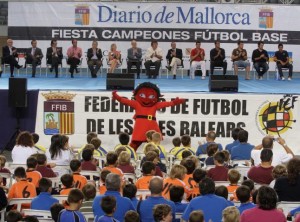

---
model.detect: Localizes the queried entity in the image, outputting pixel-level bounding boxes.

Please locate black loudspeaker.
[106,73,135,90]
[209,75,238,92]
[9,78,28,107]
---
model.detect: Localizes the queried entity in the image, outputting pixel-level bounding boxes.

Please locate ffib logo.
[75,5,90,25]
[259,8,273,29]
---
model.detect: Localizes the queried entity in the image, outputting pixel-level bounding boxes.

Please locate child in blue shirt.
[97,196,119,222]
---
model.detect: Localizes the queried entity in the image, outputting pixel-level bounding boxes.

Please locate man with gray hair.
[138,176,176,222]
[92,173,134,221]
[251,135,294,167]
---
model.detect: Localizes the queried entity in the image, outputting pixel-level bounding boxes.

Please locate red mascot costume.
[112,82,185,151]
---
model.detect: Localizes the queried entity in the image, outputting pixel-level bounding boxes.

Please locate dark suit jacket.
[87,48,102,61]
[166,48,183,65]
[46,47,63,64]
[26,47,43,63]
[2,45,17,62]
[127,47,142,61]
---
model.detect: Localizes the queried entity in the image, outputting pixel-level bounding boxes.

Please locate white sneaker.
[288,77,292,81]
[201,76,206,80]
[259,76,263,80]
[281,77,285,81]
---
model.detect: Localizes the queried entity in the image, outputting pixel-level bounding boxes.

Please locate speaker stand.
[2,108,22,153]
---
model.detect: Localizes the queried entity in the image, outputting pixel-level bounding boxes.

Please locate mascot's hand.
[173,97,186,105]
[112,90,121,100]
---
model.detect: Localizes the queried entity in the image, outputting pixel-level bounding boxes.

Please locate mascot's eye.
[148,95,155,99]
[139,93,146,98]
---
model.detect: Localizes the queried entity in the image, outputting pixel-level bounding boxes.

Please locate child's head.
[153,204,172,222]
[222,206,240,222]
[23,216,39,222]
[172,137,181,147]
[39,178,52,193]
[236,185,251,204]
[118,151,131,166]
[144,143,158,155]
[181,135,191,147]
[215,185,229,200]
[207,144,218,157]
[36,153,47,166]
[151,132,162,144]
[6,210,22,222]
[70,159,81,173]
[101,196,116,215]
[170,164,187,180]
[50,203,65,222]
[189,210,204,222]
[106,151,118,166]
[125,210,140,222]
[182,158,196,175]
[228,169,241,184]
[82,148,93,162]
[123,184,137,200]
[31,133,39,144]
[213,151,225,165]
[90,137,101,150]
[145,151,159,164]
[206,131,216,142]
[182,150,192,159]
[100,170,111,183]
[26,156,38,169]
[67,188,84,209]
[252,189,258,204]
[0,155,7,168]
[142,161,156,175]
[119,132,130,145]
[272,164,288,179]
[14,167,26,180]
[193,168,207,183]
[61,174,74,188]
[82,183,96,201]
[145,130,156,142]
[241,179,255,193]
[169,185,184,203]
[115,146,127,157]
[221,150,230,163]
[87,132,97,143]
[84,144,95,152]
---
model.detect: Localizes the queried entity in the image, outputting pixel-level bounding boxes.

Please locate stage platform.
[0,71,299,94]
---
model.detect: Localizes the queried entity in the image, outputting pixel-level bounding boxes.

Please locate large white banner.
[7,2,300,70]
[35,91,300,154]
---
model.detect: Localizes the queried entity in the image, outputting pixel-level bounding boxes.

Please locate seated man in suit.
[127,40,142,79]
[210,40,227,76]
[46,39,63,78]
[67,39,82,78]
[2,38,22,77]
[166,42,183,79]
[25,40,43,78]
[144,40,163,79]
[87,40,102,78]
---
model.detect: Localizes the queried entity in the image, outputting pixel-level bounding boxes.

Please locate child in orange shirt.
[60,174,74,195]
[135,161,156,189]
[162,164,190,200]
[8,167,37,209]
[70,159,88,190]
[227,169,241,194]
[99,170,111,194]
[102,152,124,178]
[26,156,42,188]
[182,158,198,199]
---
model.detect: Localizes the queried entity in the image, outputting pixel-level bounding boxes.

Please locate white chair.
[82,212,94,222]
[205,165,214,171]
[234,166,251,180]
[231,160,250,166]
[52,195,68,204]
[65,57,83,76]
[0,172,12,187]
[277,201,300,217]
[175,212,183,220]
[8,163,27,171]
[124,173,137,184]
[81,170,100,180]
[25,62,42,77]
[22,209,51,218]
[136,189,151,200]
[233,201,241,207]
[38,219,54,222]
[198,154,208,160]
[214,181,231,187]
[106,56,123,74]
[9,198,33,211]
[166,61,184,79]
[274,57,293,80]
[47,177,61,188]
[0,208,5,222]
